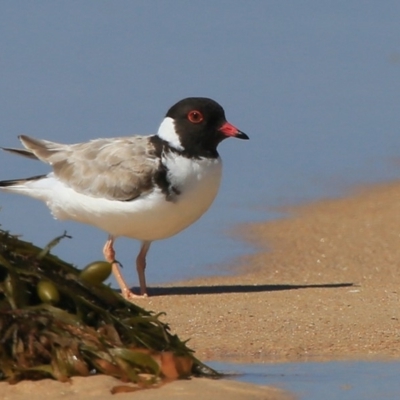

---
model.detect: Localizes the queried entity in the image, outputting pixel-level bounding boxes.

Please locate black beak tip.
[236,131,249,140]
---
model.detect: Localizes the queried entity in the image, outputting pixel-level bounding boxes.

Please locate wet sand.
[3,181,400,399]
[138,181,400,362]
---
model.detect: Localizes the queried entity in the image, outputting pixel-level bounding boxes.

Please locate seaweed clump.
[0,229,218,390]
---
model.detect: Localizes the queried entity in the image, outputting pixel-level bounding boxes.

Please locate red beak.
[218,122,249,139]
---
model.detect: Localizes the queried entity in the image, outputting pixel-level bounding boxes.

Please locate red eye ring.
[187,110,204,124]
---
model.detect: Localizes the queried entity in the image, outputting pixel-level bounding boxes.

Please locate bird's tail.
[1,147,38,160]
[2,135,65,164]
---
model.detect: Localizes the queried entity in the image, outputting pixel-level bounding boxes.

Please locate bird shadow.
[138,282,355,297]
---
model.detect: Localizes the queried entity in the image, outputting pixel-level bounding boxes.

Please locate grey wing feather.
[1,146,39,160]
[18,134,160,201]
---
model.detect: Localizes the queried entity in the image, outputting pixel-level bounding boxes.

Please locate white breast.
[22,155,223,241]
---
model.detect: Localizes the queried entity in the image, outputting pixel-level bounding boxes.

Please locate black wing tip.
[0,179,20,187]
[0,174,46,187]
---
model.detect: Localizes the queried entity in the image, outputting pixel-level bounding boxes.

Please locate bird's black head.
[157,97,248,158]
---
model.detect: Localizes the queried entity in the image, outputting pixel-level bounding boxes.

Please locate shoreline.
[136,181,400,363]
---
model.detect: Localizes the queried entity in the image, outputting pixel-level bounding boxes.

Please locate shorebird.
[0,97,249,299]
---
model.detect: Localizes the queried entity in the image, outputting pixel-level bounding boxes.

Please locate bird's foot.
[121,288,148,300]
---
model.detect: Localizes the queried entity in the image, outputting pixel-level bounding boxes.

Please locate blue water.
[1,7,400,399]
[1,3,400,288]
[211,361,400,400]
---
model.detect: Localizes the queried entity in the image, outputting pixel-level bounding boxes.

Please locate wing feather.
[18,135,160,201]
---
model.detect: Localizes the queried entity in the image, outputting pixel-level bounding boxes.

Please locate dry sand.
[3,181,400,398]
[1,375,290,400]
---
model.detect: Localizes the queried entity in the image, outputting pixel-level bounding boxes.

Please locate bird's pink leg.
[102,236,142,300]
[136,241,151,296]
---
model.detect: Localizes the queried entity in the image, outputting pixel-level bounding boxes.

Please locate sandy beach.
[138,181,400,363]
[1,375,290,400]
[3,181,400,399]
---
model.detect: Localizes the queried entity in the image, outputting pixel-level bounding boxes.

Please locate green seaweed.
[0,228,219,384]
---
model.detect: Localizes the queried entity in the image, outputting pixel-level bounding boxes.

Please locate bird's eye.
[187,110,204,124]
